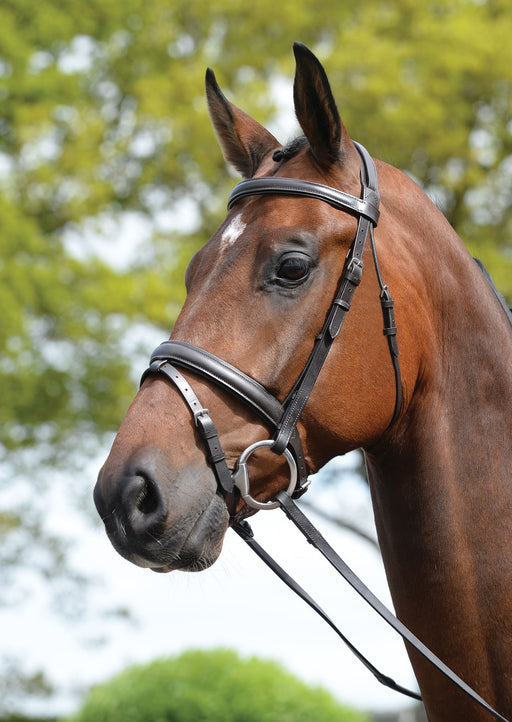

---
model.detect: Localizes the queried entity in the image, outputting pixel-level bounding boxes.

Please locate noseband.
[141,142,402,511]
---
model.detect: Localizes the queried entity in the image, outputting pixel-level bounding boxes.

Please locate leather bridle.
[139,142,511,720]
[141,141,402,511]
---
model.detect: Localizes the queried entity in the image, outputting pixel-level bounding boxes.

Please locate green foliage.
[66,649,368,722]
[1,0,511,460]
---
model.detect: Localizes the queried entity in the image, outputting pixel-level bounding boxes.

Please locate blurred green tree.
[1,0,511,462]
[65,649,368,722]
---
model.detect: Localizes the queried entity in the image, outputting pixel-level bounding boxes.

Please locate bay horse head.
[95,43,400,572]
[95,42,512,720]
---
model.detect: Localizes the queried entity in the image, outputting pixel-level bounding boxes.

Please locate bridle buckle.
[193,408,210,426]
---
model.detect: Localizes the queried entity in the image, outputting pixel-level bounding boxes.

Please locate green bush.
[66,649,368,722]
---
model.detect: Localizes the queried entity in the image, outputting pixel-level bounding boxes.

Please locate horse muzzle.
[93,448,230,572]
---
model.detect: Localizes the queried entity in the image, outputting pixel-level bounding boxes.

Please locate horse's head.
[94,43,402,573]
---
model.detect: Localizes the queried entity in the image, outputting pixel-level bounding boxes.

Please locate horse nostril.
[135,478,160,515]
[122,474,168,536]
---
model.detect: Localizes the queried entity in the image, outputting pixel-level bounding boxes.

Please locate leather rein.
[140,143,509,721]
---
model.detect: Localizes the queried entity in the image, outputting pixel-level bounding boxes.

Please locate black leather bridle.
[141,142,402,510]
[139,143,511,720]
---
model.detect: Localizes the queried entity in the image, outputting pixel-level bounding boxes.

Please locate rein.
[140,142,510,720]
[234,498,510,721]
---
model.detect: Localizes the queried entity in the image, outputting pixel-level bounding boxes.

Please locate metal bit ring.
[232,440,297,510]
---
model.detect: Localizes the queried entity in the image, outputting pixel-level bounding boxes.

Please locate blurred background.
[1,0,511,719]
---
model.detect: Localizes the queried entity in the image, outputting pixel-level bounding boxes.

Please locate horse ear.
[205,68,281,178]
[293,42,349,167]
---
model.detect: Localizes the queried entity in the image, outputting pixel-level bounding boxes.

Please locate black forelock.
[282,135,309,159]
[271,135,309,170]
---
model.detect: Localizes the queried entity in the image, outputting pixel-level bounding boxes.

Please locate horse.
[94,43,512,721]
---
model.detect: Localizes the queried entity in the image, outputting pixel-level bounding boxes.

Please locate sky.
[1,451,420,718]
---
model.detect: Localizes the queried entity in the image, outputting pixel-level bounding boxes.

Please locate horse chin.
[153,492,230,573]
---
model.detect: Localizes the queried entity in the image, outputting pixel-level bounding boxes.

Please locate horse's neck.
[365,251,512,720]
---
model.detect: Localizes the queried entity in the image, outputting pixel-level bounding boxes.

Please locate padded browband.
[228,177,380,225]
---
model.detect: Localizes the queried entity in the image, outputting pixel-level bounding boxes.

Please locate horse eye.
[276,255,311,283]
